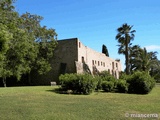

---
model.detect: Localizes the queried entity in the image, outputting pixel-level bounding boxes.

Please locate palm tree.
[151,60,160,82]
[129,45,142,72]
[130,47,158,74]
[116,23,136,74]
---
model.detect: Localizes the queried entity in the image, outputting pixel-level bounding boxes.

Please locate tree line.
[0,0,57,87]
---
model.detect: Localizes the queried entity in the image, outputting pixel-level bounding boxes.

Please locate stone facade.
[76,38,122,78]
[31,38,122,85]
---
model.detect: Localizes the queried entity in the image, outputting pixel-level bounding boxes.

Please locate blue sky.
[14,0,160,70]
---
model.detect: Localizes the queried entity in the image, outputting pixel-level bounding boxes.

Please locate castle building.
[31,38,122,85]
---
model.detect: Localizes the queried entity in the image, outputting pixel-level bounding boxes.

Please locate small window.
[95,60,97,64]
[116,63,118,69]
[82,56,85,63]
[79,42,81,48]
[98,61,100,66]
[112,62,114,69]
[92,60,94,65]
[101,62,103,66]
[60,63,67,74]
[103,62,105,67]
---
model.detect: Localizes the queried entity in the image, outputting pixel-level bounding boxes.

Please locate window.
[112,62,114,70]
[92,60,94,65]
[79,42,81,48]
[82,56,85,63]
[103,62,105,67]
[60,63,67,74]
[116,63,118,69]
[98,61,100,66]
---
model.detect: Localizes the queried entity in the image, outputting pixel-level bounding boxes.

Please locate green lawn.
[0,84,160,120]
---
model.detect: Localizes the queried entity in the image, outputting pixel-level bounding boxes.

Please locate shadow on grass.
[46,87,65,94]
[156,83,160,86]
[46,87,94,95]
[46,87,80,95]
[46,85,156,95]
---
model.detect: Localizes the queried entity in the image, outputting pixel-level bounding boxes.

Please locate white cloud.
[145,45,160,51]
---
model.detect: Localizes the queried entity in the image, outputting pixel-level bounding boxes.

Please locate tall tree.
[0,0,17,87]
[116,23,136,74]
[102,44,109,57]
[20,12,57,75]
[0,0,57,87]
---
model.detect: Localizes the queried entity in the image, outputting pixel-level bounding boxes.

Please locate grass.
[0,84,160,120]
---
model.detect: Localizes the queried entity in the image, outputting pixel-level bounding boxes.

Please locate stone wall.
[31,38,122,85]
[77,39,121,78]
[31,38,78,84]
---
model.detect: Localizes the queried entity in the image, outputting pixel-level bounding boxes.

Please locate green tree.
[130,46,158,74]
[20,12,57,76]
[129,45,142,72]
[151,60,160,82]
[116,23,136,75]
[0,0,57,87]
[0,24,13,87]
[0,0,17,87]
[102,44,109,57]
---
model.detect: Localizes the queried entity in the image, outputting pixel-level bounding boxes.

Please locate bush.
[94,76,103,91]
[59,73,77,91]
[102,81,114,92]
[116,79,128,93]
[97,71,117,92]
[127,71,155,94]
[119,72,129,80]
[100,71,117,82]
[59,73,97,94]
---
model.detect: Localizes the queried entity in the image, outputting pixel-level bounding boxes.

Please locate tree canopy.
[116,23,136,75]
[102,44,109,57]
[0,0,57,87]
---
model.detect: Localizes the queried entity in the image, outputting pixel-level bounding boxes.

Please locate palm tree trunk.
[125,38,130,75]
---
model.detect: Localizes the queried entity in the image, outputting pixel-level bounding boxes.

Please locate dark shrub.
[94,76,102,91]
[127,71,155,94]
[59,73,77,91]
[102,81,114,92]
[80,74,97,94]
[116,79,128,93]
[119,72,129,80]
[98,71,117,92]
[59,73,97,95]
